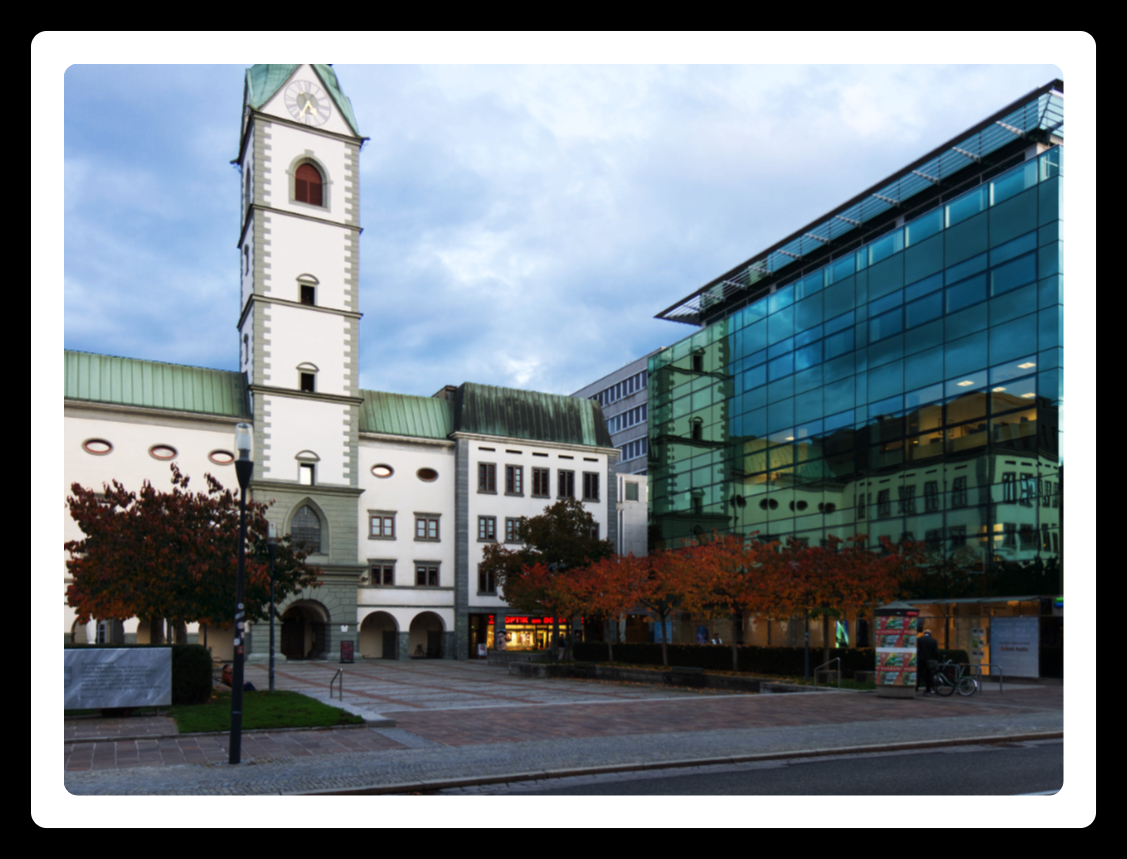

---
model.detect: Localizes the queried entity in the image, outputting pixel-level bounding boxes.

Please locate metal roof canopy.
[655,79,1064,326]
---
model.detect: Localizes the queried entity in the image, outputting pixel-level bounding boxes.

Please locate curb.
[65,722,372,744]
[300,731,1064,795]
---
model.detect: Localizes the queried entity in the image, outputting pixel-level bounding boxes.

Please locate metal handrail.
[329,667,343,701]
[959,662,1003,694]
[814,657,841,688]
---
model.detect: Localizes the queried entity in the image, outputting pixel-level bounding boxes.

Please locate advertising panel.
[992,616,1039,677]
[874,610,919,688]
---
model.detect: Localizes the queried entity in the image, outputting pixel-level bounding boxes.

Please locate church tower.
[235,64,365,660]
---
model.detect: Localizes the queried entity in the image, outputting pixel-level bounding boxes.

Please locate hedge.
[572,643,970,679]
[63,643,212,705]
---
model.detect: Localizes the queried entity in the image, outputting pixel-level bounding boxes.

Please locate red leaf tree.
[66,464,322,640]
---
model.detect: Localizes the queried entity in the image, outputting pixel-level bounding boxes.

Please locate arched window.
[295,163,323,206]
[292,505,322,554]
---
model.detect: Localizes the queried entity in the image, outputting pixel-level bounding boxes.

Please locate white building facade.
[64,64,622,662]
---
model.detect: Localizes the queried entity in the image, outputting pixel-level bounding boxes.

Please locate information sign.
[340,641,354,663]
[992,617,1039,677]
[64,647,172,709]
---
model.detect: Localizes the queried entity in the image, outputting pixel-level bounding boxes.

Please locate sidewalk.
[63,661,1063,795]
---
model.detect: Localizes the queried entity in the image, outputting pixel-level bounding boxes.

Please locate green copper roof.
[244,64,361,137]
[453,383,613,448]
[64,351,250,418]
[358,390,455,440]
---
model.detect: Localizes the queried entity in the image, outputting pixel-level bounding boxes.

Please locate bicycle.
[931,659,979,696]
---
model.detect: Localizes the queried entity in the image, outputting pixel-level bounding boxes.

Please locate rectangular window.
[899,484,916,514]
[877,489,891,518]
[583,472,599,501]
[505,517,521,543]
[1002,472,1016,503]
[1042,480,1053,508]
[532,467,551,497]
[925,529,943,552]
[478,463,496,493]
[1002,523,1017,548]
[588,523,600,540]
[505,465,523,495]
[1019,473,1035,507]
[625,482,640,501]
[369,514,395,538]
[952,476,968,508]
[416,565,439,587]
[300,285,315,306]
[299,463,315,486]
[949,525,967,548]
[415,516,439,541]
[300,373,315,392]
[369,563,394,586]
[558,470,575,498]
[478,565,496,594]
[924,480,939,512]
[857,492,867,520]
[478,516,497,541]
[1019,525,1037,549]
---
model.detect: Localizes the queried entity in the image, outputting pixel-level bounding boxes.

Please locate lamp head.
[235,423,253,460]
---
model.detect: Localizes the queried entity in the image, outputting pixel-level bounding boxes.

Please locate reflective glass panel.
[990,231,1037,267]
[906,292,942,329]
[906,207,943,246]
[990,160,1038,206]
[991,356,1038,385]
[945,252,988,286]
[905,272,943,302]
[946,273,987,313]
[990,252,1037,296]
[946,186,987,227]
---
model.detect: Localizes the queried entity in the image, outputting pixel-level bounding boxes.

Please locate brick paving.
[61,661,1063,794]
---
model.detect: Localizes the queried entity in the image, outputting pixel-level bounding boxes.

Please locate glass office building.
[649,81,1064,606]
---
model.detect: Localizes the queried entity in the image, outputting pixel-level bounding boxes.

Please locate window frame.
[558,469,575,499]
[478,516,497,542]
[368,562,395,586]
[414,514,440,542]
[291,504,322,554]
[368,511,396,540]
[952,476,969,508]
[299,463,315,486]
[478,462,497,494]
[504,517,522,544]
[478,564,496,594]
[294,161,325,207]
[582,471,600,502]
[505,464,523,496]
[415,564,440,587]
[532,467,551,498]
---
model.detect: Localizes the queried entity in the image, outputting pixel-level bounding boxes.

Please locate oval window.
[209,450,235,465]
[150,445,177,461]
[417,468,438,482]
[796,500,808,511]
[82,439,113,456]
[371,464,394,478]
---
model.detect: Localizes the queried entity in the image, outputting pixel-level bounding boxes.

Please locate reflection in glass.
[946,422,988,454]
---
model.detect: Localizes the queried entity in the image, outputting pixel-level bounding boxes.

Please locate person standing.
[917,629,940,694]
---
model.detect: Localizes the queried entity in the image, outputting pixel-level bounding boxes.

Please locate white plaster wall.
[618,474,649,557]
[240,211,254,309]
[64,410,242,635]
[466,440,609,610]
[356,437,456,591]
[263,121,350,224]
[239,305,254,381]
[356,606,453,634]
[262,395,349,485]
[265,303,350,396]
[263,214,350,309]
[259,66,357,141]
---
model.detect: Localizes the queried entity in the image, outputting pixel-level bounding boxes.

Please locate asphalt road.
[443,740,1063,795]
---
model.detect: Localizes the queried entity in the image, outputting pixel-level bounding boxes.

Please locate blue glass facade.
[649,146,1063,592]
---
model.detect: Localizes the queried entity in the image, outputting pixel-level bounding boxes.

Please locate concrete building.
[571,349,664,555]
[64,64,622,662]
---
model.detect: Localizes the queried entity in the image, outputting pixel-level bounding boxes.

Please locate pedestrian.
[917,628,939,695]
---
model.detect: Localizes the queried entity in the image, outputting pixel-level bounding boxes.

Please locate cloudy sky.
[59,56,1066,398]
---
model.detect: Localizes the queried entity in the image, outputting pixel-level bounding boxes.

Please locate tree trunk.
[732,610,740,672]
[660,616,670,668]
[552,614,560,662]
[822,615,831,667]
[605,616,614,663]
[172,619,188,644]
[149,617,164,646]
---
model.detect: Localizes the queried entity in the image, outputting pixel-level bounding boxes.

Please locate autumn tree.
[480,497,613,660]
[66,464,322,639]
[578,554,648,662]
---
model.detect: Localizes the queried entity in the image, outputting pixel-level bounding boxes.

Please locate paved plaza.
[63,660,1064,795]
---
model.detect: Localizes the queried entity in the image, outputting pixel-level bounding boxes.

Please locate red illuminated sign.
[487,615,573,625]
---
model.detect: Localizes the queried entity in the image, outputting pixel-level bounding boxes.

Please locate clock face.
[284,80,332,126]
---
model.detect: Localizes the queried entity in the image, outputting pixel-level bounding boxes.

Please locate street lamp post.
[229,422,253,766]
[268,522,277,693]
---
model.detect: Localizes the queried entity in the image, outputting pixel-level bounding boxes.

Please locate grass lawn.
[168,690,364,733]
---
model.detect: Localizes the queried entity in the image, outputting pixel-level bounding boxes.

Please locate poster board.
[992,616,1039,677]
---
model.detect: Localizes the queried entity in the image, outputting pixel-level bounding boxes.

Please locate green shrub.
[171,644,212,705]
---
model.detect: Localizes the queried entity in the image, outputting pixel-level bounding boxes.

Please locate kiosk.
[874,601,920,699]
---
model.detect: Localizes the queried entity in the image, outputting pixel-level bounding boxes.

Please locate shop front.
[468,613,573,657]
